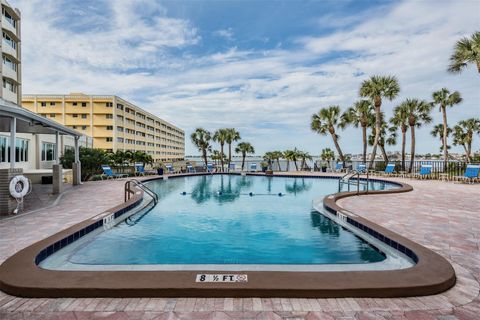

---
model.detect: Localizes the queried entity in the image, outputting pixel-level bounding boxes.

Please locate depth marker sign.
[196,274,248,283]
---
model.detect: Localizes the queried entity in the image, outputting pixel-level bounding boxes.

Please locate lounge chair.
[379,163,396,176]
[135,163,155,176]
[454,164,480,184]
[206,163,215,173]
[335,162,344,172]
[357,164,367,173]
[101,165,128,180]
[250,163,257,172]
[229,163,235,171]
[187,165,196,173]
[412,164,432,179]
[165,164,175,174]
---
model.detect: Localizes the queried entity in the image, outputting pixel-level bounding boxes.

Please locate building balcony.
[1,40,17,59]
[2,88,17,104]
[2,64,17,81]
[92,115,113,125]
[1,19,17,37]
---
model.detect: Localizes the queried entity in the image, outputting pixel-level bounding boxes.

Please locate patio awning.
[0,99,81,136]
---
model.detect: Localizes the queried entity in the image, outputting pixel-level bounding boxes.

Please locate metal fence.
[319,160,476,180]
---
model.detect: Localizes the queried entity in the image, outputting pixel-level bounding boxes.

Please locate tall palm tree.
[453,118,480,162]
[359,75,400,167]
[271,151,283,171]
[263,151,275,171]
[311,105,345,163]
[235,142,255,171]
[320,148,335,170]
[225,128,241,171]
[340,99,374,163]
[190,128,212,168]
[213,128,229,172]
[431,124,452,153]
[448,31,480,74]
[368,115,396,164]
[431,88,462,171]
[391,103,410,171]
[399,99,433,172]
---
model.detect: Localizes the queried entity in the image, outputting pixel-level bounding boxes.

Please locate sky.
[11,0,480,156]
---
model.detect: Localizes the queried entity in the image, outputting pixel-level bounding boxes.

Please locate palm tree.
[284,149,300,171]
[391,104,410,171]
[320,148,335,170]
[211,150,222,166]
[235,142,255,170]
[359,75,400,167]
[311,105,345,163]
[448,31,480,74]
[263,152,275,171]
[298,151,313,170]
[272,151,283,171]
[431,124,452,153]
[431,88,462,171]
[213,128,229,172]
[368,115,396,164]
[190,128,212,168]
[399,99,433,172]
[453,118,480,162]
[340,100,374,163]
[225,128,241,171]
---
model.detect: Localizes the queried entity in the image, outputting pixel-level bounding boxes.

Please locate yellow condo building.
[22,94,185,163]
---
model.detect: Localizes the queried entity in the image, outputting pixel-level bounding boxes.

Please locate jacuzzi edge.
[0,172,456,298]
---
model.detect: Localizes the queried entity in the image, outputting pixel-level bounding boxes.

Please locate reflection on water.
[285,178,312,195]
[310,212,340,237]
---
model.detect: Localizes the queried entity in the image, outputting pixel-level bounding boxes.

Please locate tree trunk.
[241,153,246,170]
[467,138,472,162]
[441,106,448,172]
[380,144,389,163]
[331,133,345,163]
[401,129,406,171]
[286,160,290,172]
[462,144,469,162]
[477,61,480,73]
[228,143,232,172]
[369,105,381,169]
[202,150,208,168]
[362,125,367,163]
[220,143,224,172]
[294,160,298,171]
[409,126,415,173]
[276,159,281,171]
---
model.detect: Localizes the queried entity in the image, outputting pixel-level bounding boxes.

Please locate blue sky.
[12,0,480,156]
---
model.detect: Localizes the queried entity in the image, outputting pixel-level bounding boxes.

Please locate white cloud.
[213,28,234,40]
[11,0,480,156]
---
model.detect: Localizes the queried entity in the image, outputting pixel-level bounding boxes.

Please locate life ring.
[9,175,30,199]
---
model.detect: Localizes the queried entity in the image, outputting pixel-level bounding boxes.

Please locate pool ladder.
[338,170,369,194]
[125,179,159,205]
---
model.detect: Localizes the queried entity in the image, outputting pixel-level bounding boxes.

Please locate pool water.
[67,175,394,265]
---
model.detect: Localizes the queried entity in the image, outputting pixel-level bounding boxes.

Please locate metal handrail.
[338,170,370,194]
[125,179,158,205]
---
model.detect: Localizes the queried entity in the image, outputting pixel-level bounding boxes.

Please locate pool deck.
[0,173,479,319]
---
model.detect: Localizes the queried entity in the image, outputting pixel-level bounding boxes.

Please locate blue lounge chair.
[250,163,257,172]
[165,164,175,174]
[335,162,344,172]
[413,164,432,179]
[229,163,235,171]
[187,165,196,173]
[206,163,214,173]
[357,164,367,173]
[134,163,146,176]
[455,164,480,184]
[101,165,127,180]
[380,163,396,176]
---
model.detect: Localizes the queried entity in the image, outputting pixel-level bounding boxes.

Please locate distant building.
[1,0,21,105]
[22,94,185,163]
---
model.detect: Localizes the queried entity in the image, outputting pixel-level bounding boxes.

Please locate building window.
[2,8,17,27]
[72,102,77,106]
[117,104,124,110]
[50,114,55,118]
[72,126,77,129]
[0,137,29,163]
[64,145,74,153]
[72,114,78,118]
[106,137,113,142]
[81,114,87,119]
[82,126,87,130]
[81,102,87,107]
[117,126,124,132]
[50,102,55,106]
[40,102,47,107]
[2,55,16,71]
[2,31,16,49]
[2,78,16,93]
[106,114,113,119]
[117,137,124,143]
[106,126,113,130]
[106,102,113,107]
[41,142,56,161]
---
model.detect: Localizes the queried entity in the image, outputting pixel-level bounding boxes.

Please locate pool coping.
[0,172,456,298]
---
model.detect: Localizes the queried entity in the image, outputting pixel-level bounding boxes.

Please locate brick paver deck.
[0,174,479,319]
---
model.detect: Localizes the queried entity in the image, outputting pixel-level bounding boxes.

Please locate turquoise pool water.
[68,175,395,265]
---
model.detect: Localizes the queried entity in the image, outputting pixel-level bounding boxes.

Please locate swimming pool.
[40,174,411,271]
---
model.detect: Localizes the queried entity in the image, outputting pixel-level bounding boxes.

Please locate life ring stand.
[9,175,32,214]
